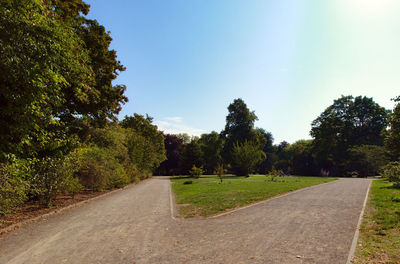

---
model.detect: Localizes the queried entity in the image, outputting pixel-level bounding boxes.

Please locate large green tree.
[222,98,258,153]
[0,0,127,159]
[221,98,266,174]
[310,95,389,175]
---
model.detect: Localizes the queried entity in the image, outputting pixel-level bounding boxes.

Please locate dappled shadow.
[382,185,400,190]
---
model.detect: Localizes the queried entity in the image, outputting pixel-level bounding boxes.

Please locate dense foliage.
[156,96,397,179]
[310,96,389,176]
[0,0,166,214]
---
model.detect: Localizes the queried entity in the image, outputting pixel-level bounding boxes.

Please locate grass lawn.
[171,175,336,217]
[353,179,400,264]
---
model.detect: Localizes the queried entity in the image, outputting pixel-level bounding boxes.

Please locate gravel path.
[0,177,370,264]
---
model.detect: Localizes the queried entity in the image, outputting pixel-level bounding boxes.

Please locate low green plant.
[189,165,203,178]
[267,168,282,182]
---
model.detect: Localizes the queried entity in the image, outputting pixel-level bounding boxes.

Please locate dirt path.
[0,177,370,264]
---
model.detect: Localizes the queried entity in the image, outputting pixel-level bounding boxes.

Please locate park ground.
[0,176,370,264]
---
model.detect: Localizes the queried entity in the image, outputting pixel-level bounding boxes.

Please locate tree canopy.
[310,95,389,175]
[0,0,127,159]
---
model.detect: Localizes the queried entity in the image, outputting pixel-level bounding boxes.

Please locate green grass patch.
[171,175,335,217]
[354,179,400,264]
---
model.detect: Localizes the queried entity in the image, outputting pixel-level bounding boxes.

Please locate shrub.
[73,146,129,191]
[267,168,282,182]
[0,158,30,215]
[30,156,82,207]
[381,162,400,188]
[189,165,203,178]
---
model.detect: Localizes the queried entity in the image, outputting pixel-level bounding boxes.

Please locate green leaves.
[310,95,389,175]
[230,140,266,176]
[0,0,127,159]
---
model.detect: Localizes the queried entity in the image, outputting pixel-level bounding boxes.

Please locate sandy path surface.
[0,177,370,264]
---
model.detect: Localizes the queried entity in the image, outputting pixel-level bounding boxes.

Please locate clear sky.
[85,0,400,144]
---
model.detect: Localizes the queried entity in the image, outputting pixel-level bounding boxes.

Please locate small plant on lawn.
[189,165,203,178]
[267,168,282,182]
[215,164,226,183]
[381,161,400,188]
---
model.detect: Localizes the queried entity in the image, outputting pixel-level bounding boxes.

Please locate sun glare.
[346,0,397,17]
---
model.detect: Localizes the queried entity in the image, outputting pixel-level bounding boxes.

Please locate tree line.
[156,96,400,181]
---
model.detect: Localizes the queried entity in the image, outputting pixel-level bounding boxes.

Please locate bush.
[0,158,30,215]
[73,146,129,191]
[267,168,282,182]
[30,156,82,207]
[381,162,400,188]
[189,165,203,178]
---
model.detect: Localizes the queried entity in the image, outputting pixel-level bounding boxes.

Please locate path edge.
[346,179,372,264]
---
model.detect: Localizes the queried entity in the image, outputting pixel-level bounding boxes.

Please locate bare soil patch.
[0,190,108,230]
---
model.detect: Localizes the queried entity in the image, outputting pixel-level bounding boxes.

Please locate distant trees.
[385,96,400,160]
[152,95,396,178]
[348,145,389,177]
[199,132,224,174]
[310,96,389,176]
[179,138,203,175]
[155,134,186,175]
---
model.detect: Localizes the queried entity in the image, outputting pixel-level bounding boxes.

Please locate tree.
[221,98,258,160]
[274,141,291,173]
[179,139,204,175]
[121,114,166,173]
[230,140,266,176]
[385,96,400,159]
[348,145,389,177]
[199,132,224,174]
[285,140,316,176]
[256,129,276,173]
[0,0,127,159]
[155,134,186,175]
[310,95,389,176]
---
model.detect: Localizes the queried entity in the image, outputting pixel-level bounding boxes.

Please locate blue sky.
[85,0,400,143]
